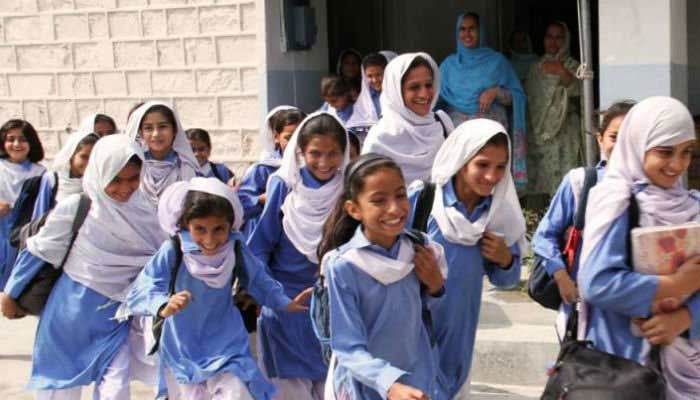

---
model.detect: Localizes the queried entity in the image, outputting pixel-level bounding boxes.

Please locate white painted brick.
[241,128,257,159]
[142,10,167,37]
[184,37,216,65]
[219,96,257,126]
[75,0,116,9]
[196,68,239,93]
[76,100,103,122]
[0,101,23,122]
[240,2,256,32]
[37,131,60,156]
[0,76,8,97]
[116,0,148,7]
[57,73,94,96]
[152,70,193,94]
[174,97,216,127]
[17,44,72,71]
[156,39,184,66]
[150,0,188,5]
[109,11,141,38]
[210,129,242,159]
[217,35,257,64]
[114,41,155,68]
[23,101,50,128]
[38,0,74,12]
[8,74,56,97]
[48,100,77,127]
[5,16,54,43]
[89,13,110,39]
[104,98,135,126]
[55,14,90,41]
[240,67,257,92]
[126,71,151,95]
[199,5,238,34]
[74,42,114,69]
[0,47,16,71]
[4,0,39,13]
[94,72,126,95]
[166,8,199,36]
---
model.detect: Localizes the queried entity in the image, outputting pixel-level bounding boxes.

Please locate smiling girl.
[247,112,349,399]
[363,52,454,184]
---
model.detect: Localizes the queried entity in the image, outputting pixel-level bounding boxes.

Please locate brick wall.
[0,0,262,175]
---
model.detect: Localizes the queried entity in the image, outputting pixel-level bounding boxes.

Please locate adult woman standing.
[525,22,582,198]
[439,12,528,190]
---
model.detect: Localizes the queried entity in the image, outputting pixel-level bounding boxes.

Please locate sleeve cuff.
[544,257,567,276]
[150,295,171,317]
[376,366,407,400]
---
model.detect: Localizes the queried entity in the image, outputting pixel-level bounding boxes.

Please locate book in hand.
[631,223,700,275]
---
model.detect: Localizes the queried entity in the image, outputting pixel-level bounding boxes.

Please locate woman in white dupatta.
[362,52,454,184]
[578,96,700,399]
[1,134,167,400]
[345,51,398,135]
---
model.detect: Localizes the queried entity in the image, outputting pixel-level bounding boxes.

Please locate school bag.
[149,236,251,355]
[309,180,438,365]
[15,193,91,316]
[9,172,59,248]
[209,162,234,184]
[528,167,597,310]
[540,197,667,400]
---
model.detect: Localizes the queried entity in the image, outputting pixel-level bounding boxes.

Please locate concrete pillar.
[598,0,687,107]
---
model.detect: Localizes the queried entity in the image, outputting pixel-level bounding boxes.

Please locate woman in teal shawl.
[439,12,528,190]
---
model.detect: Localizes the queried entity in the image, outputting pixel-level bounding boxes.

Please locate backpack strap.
[56,194,92,269]
[435,113,448,139]
[412,181,436,233]
[50,172,59,207]
[169,235,183,295]
[573,167,598,230]
[233,239,248,287]
[209,162,223,181]
[404,229,438,347]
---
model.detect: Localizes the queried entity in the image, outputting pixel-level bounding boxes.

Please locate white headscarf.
[27,134,167,302]
[51,127,98,202]
[258,105,300,166]
[346,50,398,129]
[362,52,454,184]
[126,101,201,203]
[275,111,350,264]
[580,96,700,266]
[158,177,245,288]
[0,159,45,204]
[429,118,527,253]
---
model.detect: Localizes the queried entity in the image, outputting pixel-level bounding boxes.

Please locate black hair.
[483,132,509,151]
[72,133,100,157]
[140,105,178,131]
[546,21,567,33]
[179,190,235,228]
[462,12,480,27]
[348,131,361,155]
[0,119,44,162]
[94,114,117,135]
[362,52,388,70]
[597,100,636,135]
[186,128,212,148]
[271,109,307,134]
[317,153,404,261]
[321,75,352,99]
[297,114,347,153]
[126,153,143,167]
[401,56,434,87]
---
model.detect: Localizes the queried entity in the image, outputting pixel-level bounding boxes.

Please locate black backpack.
[15,193,91,316]
[9,172,59,248]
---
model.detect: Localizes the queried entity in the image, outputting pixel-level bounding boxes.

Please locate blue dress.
[326,228,447,400]
[126,232,292,400]
[237,157,280,239]
[246,167,327,381]
[408,180,522,397]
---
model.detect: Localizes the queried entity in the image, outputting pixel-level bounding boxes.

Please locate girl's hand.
[553,269,578,304]
[285,287,312,312]
[387,382,429,400]
[1,293,26,319]
[159,290,193,318]
[478,87,500,113]
[481,232,513,268]
[258,192,268,206]
[0,201,11,217]
[636,307,691,345]
[413,244,444,295]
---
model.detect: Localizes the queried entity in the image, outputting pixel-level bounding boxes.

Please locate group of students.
[0,17,698,400]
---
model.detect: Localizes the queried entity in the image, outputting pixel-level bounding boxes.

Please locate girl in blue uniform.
[579,97,700,399]
[247,112,349,399]
[1,134,167,400]
[0,119,45,289]
[186,128,235,184]
[238,106,305,238]
[127,177,312,399]
[317,153,448,400]
[408,119,527,399]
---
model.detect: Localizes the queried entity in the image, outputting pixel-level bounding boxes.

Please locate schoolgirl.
[345,51,398,134]
[579,97,700,399]
[0,119,45,289]
[335,49,363,99]
[362,52,454,184]
[408,119,527,398]
[238,106,305,237]
[127,177,311,400]
[247,112,349,399]
[186,128,235,184]
[532,101,634,313]
[80,113,117,137]
[318,153,448,400]
[127,101,201,204]
[320,76,356,125]
[1,134,167,399]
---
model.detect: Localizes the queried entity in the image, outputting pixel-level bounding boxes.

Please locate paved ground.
[0,279,554,399]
